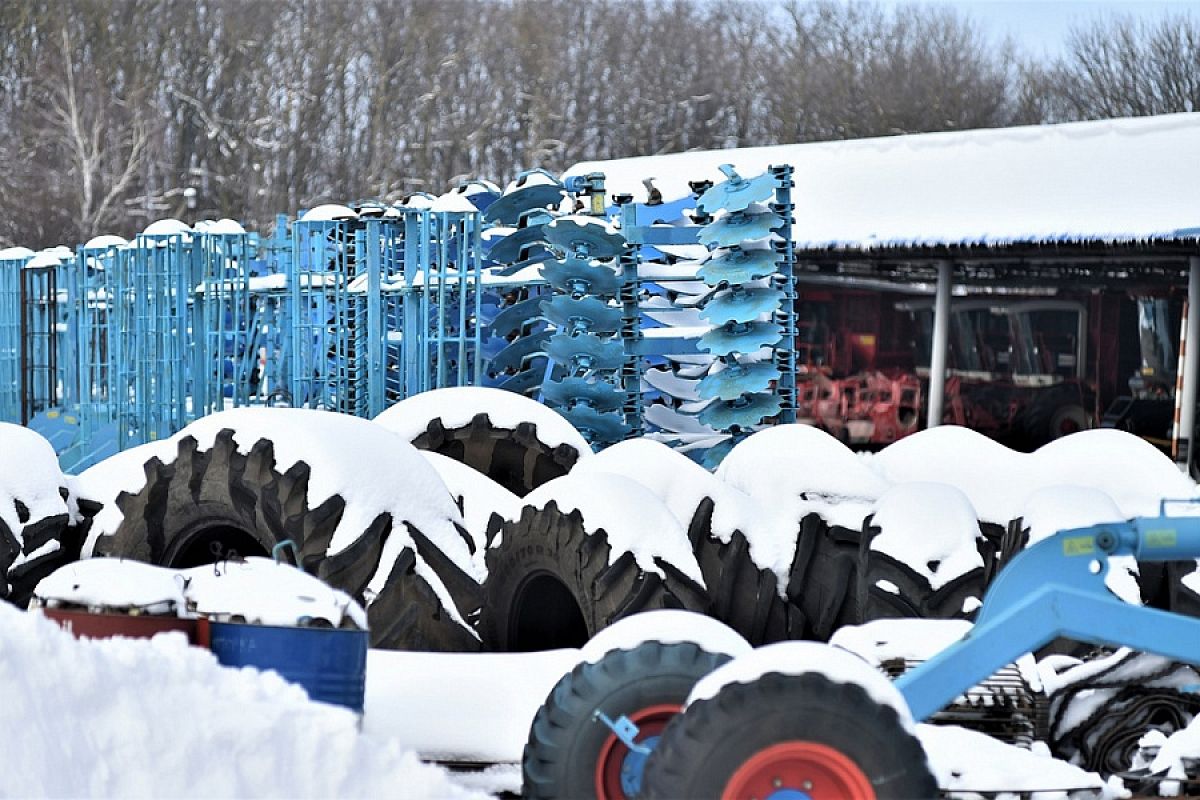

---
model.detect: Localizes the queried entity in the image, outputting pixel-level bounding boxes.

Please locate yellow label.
[1146,529,1178,548]
[46,410,59,419]
[1062,536,1096,557]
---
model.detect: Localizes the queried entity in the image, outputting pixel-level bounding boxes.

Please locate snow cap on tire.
[686,640,915,732]
[579,609,751,664]
[868,483,984,591]
[523,472,705,586]
[374,386,592,456]
[0,423,69,538]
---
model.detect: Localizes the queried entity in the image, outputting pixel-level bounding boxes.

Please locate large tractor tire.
[854,549,986,624]
[523,641,731,799]
[641,671,937,799]
[479,502,709,652]
[784,514,862,641]
[91,429,480,651]
[688,497,802,645]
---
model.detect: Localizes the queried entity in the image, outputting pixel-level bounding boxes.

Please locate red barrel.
[41,608,200,643]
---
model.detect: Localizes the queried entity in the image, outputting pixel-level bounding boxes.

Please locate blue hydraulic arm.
[897,504,1200,722]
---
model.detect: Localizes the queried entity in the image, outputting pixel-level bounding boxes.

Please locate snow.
[82,234,127,249]
[522,471,706,586]
[431,191,480,213]
[565,113,1200,250]
[374,385,592,455]
[1,603,482,799]
[34,558,187,615]
[866,426,1199,524]
[503,168,560,194]
[1145,716,1200,795]
[719,424,889,529]
[70,408,478,634]
[574,438,791,587]
[687,640,915,731]
[869,483,984,590]
[141,218,192,236]
[0,245,34,259]
[182,557,367,628]
[364,647,581,763]
[205,218,247,235]
[299,204,357,222]
[419,450,522,569]
[918,724,1110,797]
[578,609,751,664]
[24,249,63,269]
[1021,485,1141,604]
[0,422,69,544]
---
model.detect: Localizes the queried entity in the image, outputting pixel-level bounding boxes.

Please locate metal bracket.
[593,710,651,756]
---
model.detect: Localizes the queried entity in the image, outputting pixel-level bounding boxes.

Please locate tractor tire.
[641,671,937,800]
[411,412,581,496]
[479,501,709,652]
[2,511,78,608]
[784,513,862,641]
[688,497,802,645]
[92,430,480,651]
[523,641,731,799]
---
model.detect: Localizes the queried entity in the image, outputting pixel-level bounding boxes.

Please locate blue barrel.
[207,621,368,712]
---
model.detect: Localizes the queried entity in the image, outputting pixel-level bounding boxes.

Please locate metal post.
[926,261,953,429]
[365,220,384,418]
[1178,256,1200,472]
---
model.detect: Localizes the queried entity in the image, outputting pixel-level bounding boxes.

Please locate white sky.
[862,0,1200,59]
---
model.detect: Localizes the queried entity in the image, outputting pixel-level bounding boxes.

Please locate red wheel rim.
[594,703,679,800]
[721,741,875,800]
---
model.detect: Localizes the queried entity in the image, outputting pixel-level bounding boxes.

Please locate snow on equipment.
[630,508,1200,798]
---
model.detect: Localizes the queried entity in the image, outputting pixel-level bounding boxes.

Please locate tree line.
[0,0,1195,249]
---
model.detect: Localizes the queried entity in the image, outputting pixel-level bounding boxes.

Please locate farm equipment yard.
[3,112,1200,799]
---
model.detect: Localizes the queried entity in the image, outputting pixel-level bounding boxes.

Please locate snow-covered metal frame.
[0,251,29,424]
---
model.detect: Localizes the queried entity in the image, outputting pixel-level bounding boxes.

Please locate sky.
[863,0,1200,59]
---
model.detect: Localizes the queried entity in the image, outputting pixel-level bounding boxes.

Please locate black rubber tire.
[688,497,803,645]
[855,516,986,623]
[479,501,710,652]
[0,486,72,605]
[523,641,731,799]
[640,671,938,799]
[91,429,481,651]
[784,513,862,641]
[411,412,582,496]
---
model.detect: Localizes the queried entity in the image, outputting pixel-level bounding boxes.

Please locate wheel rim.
[721,741,875,800]
[594,703,679,800]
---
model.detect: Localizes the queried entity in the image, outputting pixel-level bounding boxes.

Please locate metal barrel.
[41,608,200,643]
[207,621,368,712]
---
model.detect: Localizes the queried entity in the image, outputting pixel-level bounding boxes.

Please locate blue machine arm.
[896,506,1200,722]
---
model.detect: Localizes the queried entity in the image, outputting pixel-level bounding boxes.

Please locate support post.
[926,261,953,429]
[1178,256,1200,473]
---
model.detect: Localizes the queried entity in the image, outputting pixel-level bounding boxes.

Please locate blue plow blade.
[543,377,625,413]
[699,437,737,468]
[484,184,566,225]
[540,295,623,335]
[546,332,625,372]
[697,209,783,249]
[698,249,778,286]
[540,257,622,298]
[699,321,783,355]
[696,165,776,215]
[698,362,780,400]
[699,286,785,325]
[699,393,783,431]
[489,294,550,337]
[498,366,547,395]
[489,330,551,373]
[544,216,626,260]
[485,223,549,264]
[561,405,630,443]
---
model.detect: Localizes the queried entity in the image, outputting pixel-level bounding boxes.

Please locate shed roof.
[564,113,1200,253]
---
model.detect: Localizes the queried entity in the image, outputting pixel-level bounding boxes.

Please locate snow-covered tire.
[411,413,582,496]
[91,429,481,651]
[641,671,937,799]
[784,514,862,641]
[479,502,709,651]
[688,497,801,645]
[523,641,731,799]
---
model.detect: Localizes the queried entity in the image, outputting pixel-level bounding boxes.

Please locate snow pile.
[419,451,522,568]
[183,558,367,628]
[299,204,357,222]
[71,408,478,631]
[1140,718,1200,795]
[573,439,791,582]
[1021,486,1141,604]
[868,426,1199,523]
[374,385,592,455]
[522,471,706,586]
[0,423,70,569]
[579,609,751,664]
[718,424,890,529]
[0,604,482,799]
[34,558,187,614]
[918,724,1111,797]
[868,483,984,590]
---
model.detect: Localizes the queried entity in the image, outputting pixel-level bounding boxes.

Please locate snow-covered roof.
[565,113,1200,251]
